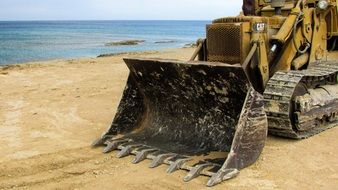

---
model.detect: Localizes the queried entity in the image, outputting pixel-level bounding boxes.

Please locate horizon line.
[0,19,212,22]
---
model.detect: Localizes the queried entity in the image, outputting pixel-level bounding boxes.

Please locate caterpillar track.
[264,61,338,139]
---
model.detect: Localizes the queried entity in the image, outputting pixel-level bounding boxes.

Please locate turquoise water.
[0,20,209,65]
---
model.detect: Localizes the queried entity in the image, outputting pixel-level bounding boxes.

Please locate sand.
[0,48,337,190]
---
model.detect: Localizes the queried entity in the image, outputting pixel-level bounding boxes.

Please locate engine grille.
[207,23,242,64]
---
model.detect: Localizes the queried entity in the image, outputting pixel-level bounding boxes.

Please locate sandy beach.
[0,47,337,190]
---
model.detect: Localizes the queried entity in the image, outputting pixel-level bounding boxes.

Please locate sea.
[0,20,209,65]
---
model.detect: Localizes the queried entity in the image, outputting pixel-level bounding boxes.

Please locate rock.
[105,40,145,46]
[154,40,177,44]
[97,52,128,58]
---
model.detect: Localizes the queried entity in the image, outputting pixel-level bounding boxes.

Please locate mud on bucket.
[93,58,267,186]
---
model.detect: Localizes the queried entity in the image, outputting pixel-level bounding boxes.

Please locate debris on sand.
[0,65,24,74]
[0,71,9,75]
[105,40,145,46]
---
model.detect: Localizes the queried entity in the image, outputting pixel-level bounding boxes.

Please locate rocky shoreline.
[98,41,197,57]
[105,40,146,46]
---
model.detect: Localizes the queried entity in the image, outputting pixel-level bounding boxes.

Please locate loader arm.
[197,0,337,92]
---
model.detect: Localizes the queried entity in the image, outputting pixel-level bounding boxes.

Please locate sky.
[0,0,243,21]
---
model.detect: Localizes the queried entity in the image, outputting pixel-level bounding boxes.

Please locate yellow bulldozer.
[93,0,338,186]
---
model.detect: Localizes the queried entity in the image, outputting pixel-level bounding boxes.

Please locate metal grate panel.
[207,23,242,64]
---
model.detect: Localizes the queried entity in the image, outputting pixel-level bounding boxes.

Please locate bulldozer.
[93,0,338,186]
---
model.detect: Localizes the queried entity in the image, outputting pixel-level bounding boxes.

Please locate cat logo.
[253,23,267,32]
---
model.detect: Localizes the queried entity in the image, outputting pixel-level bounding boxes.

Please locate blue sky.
[0,0,243,21]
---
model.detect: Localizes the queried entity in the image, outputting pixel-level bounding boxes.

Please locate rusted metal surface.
[103,58,249,153]
[207,87,267,186]
[93,58,268,186]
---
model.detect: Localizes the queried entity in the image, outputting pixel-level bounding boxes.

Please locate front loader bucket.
[93,58,268,186]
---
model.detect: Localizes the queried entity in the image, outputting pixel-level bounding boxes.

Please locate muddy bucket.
[93,58,267,186]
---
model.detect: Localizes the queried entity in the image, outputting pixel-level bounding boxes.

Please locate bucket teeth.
[103,139,130,153]
[132,149,158,164]
[183,163,214,182]
[92,137,106,147]
[167,158,191,173]
[206,169,239,187]
[149,153,176,168]
[117,144,142,158]
[92,135,115,147]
